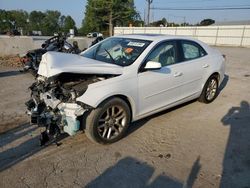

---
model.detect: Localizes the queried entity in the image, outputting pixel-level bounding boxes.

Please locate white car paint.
[38,34,225,122]
[38,52,123,77]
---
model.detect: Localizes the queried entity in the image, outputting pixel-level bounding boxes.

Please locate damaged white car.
[26,34,225,145]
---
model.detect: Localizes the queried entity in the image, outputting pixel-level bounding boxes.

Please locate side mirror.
[144,61,162,70]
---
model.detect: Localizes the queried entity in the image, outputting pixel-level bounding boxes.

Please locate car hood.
[38,52,123,78]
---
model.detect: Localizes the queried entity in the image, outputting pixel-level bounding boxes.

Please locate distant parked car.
[27,34,226,145]
[87,32,103,38]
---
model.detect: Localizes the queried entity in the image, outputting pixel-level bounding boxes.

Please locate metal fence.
[114,25,250,47]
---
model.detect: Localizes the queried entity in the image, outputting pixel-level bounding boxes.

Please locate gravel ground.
[0,66,33,133]
[0,47,250,188]
[0,55,22,67]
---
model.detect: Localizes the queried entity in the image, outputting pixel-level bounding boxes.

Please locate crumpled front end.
[26,73,109,145]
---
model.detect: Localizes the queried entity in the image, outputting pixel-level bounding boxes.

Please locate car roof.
[114,34,195,42]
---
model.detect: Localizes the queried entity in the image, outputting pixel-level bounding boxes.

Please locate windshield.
[81,37,151,66]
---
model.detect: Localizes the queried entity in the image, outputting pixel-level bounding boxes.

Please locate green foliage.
[150,18,168,27]
[0,9,77,36]
[42,10,61,35]
[0,9,29,34]
[81,0,142,36]
[29,11,46,31]
[63,16,76,33]
[9,10,29,28]
[200,19,215,26]
[0,10,11,33]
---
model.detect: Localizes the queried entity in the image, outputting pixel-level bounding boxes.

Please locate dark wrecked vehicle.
[26,34,225,145]
[20,35,81,75]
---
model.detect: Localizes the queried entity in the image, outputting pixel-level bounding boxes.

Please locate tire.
[85,97,131,144]
[198,75,219,103]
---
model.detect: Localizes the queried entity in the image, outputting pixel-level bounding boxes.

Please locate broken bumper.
[26,89,87,143]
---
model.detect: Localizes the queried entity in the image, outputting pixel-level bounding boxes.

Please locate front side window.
[81,37,151,66]
[181,41,207,60]
[146,41,176,67]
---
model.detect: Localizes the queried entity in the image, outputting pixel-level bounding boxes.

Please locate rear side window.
[181,40,207,61]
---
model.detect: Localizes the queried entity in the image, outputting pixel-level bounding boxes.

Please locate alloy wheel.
[97,105,127,140]
[206,78,218,101]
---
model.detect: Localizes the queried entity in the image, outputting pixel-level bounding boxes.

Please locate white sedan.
[27,34,225,145]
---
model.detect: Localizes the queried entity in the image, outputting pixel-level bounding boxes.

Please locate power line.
[153,0,248,4]
[151,7,250,10]
[153,0,220,4]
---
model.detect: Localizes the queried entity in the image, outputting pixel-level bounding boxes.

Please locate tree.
[81,0,141,36]
[150,18,168,27]
[82,0,100,34]
[0,9,28,34]
[63,16,76,34]
[8,10,29,29]
[59,15,66,30]
[0,10,78,36]
[200,19,215,26]
[29,11,46,32]
[42,10,61,35]
[0,9,11,33]
[162,18,167,26]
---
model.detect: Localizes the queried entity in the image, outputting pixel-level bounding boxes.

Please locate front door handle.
[174,72,183,77]
[203,64,209,68]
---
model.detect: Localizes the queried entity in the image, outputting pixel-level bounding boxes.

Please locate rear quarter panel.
[202,48,225,89]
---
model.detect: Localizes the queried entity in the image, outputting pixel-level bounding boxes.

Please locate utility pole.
[144,8,146,25]
[146,0,153,26]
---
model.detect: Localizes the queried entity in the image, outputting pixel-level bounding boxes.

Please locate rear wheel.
[85,98,131,144]
[199,75,219,103]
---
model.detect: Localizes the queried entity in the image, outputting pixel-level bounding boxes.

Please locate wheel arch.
[199,71,220,103]
[210,72,220,82]
[96,94,136,122]
[202,72,220,89]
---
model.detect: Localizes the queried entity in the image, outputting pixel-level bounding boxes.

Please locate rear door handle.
[203,64,209,68]
[174,72,183,77]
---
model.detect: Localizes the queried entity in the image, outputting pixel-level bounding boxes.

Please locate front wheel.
[85,98,131,144]
[199,75,219,103]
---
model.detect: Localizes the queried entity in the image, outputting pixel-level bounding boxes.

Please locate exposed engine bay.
[26,73,114,145]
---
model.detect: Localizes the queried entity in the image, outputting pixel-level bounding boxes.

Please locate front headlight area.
[26,77,94,145]
[38,85,89,129]
[40,89,87,130]
[26,89,90,145]
[26,73,111,145]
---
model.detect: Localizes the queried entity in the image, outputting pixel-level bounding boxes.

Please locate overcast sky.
[1,0,250,27]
